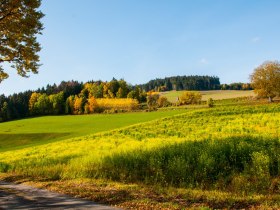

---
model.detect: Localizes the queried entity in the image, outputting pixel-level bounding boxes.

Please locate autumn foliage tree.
[74,95,85,114]
[29,92,41,114]
[87,96,98,113]
[65,95,75,114]
[0,0,44,82]
[29,92,65,115]
[250,61,280,102]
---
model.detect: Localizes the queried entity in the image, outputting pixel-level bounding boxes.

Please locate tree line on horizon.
[0,76,252,122]
[139,75,252,92]
[139,75,221,91]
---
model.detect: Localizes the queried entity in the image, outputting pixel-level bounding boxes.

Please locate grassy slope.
[163,90,255,102]
[0,109,187,151]
[0,96,279,209]
[0,102,279,209]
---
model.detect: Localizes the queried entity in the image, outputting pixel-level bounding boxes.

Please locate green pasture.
[163,90,255,102]
[0,109,187,151]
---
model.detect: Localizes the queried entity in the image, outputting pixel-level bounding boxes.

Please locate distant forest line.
[0,75,252,122]
[138,75,252,91]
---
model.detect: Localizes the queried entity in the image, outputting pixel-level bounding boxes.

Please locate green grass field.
[0,95,279,209]
[0,109,187,151]
[163,90,256,102]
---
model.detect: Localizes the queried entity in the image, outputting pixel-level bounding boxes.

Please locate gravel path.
[0,181,120,210]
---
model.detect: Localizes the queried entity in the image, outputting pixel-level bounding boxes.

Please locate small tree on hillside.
[179,91,202,105]
[250,61,280,102]
[147,94,159,111]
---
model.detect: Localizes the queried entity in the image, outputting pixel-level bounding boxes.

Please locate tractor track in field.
[0,181,120,210]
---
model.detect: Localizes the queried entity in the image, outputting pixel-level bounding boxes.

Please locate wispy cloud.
[200,58,208,64]
[251,37,261,43]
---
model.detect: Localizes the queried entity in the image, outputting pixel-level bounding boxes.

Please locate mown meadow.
[0,100,279,208]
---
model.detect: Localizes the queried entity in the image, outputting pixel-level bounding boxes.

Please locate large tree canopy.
[250,61,280,102]
[0,0,44,82]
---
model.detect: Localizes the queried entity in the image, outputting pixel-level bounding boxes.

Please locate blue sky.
[2,0,280,95]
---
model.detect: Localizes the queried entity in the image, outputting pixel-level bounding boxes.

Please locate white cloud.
[251,37,261,43]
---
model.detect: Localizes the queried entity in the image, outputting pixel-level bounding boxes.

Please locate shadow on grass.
[96,135,280,194]
[0,133,71,152]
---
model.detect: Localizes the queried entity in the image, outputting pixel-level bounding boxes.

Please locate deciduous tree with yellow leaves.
[250,61,280,102]
[0,0,44,82]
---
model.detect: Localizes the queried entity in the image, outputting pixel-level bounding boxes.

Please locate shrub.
[147,94,160,111]
[207,98,214,107]
[157,96,170,107]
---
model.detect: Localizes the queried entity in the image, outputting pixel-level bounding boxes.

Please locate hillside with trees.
[0,75,255,123]
[0,78,146,122]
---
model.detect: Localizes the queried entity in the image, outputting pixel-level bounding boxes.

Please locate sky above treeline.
[2,0,280,95]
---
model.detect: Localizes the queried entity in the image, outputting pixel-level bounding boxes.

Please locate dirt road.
[0,181,120,209]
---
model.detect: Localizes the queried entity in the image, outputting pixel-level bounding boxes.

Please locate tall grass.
[95,136,279,193]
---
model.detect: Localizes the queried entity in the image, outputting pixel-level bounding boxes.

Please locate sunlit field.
[0,99,279,208]
[0,109,187,151]
[163,90,255,102]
